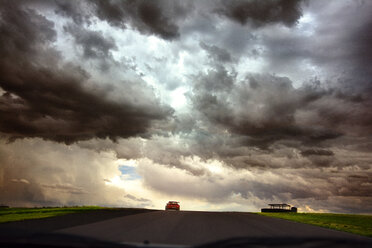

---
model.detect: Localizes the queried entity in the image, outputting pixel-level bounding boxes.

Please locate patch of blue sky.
[119,165,141,180]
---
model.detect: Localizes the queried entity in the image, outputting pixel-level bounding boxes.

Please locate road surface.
[56,210,370,245]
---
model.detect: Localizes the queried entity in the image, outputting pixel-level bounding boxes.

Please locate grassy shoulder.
[257,212,372,237]
[0,206,110,223]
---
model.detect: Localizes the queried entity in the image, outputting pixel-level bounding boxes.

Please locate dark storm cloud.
[27,0,189,41]
[51,0,305,42]
[189,69,347,149]
[64,24,117,59]
[315,0,372,82]
[176,62,372,185]
[0,1,172,143]
[90,0,183,40]
[200,42,232,63]
[217,0,303,27]
[261,0,372,86]
[54,0,92,25]
[351,18,372,79]
[246,170,372,201]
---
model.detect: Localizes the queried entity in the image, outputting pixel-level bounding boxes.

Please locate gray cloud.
[260,0,372,85]
[189,69,345,149]
[54,0,92,25]
[0,139,128,207]
[216,0,303,27]
[0,1,172,144]
[64,24,117,59]
[51,0,304,41]
[90,0,183,40]
[200,42,233,63]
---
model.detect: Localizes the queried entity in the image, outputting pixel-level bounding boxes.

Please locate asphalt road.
[0,209,155,232]
[57,210,371,245]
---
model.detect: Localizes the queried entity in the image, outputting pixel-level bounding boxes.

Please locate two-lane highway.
[58,210,369,245]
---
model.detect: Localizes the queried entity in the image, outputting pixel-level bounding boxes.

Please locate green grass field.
[0,206,107,223]
[258,212,372,237]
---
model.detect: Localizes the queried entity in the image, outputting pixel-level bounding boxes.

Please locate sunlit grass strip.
[0,206,107,223]
[258,212,372,237]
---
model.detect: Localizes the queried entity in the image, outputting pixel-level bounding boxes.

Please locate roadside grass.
[0,206,109,223]
[257,212,372,237]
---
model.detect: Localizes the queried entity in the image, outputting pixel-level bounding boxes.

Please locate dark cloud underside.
[54,0,305,40]
[91,0,181,40]
[189,70,347,148]
[217,0,303,27]
[64,24,117,59]
[0,1,171,143]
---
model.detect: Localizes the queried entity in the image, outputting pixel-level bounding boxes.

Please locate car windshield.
[1,0,372,247]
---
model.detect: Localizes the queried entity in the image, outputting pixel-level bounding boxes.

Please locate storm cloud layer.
[0,0,371,213]
[0,1,172,143]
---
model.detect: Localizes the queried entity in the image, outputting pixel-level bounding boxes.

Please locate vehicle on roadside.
[165,201,180,211]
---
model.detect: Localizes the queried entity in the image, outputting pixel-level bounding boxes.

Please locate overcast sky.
[0,0,371,213]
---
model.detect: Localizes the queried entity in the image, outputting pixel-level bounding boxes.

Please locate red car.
[165,201,180,210]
